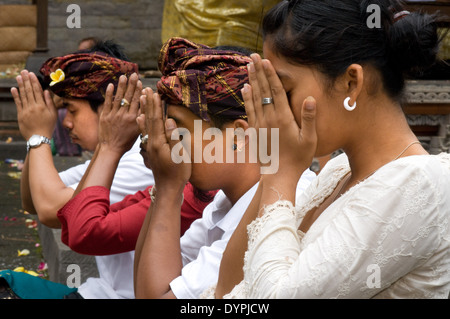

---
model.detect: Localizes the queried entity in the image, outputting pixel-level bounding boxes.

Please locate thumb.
[165,118,177,142]
[300,96,317,146]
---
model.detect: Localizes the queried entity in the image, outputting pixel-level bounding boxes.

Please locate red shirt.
[57,183,216,256]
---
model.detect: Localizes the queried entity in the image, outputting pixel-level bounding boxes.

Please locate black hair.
[262,0,444,101]
[78,39,130,62]
[213,45,254,57]
[77,39,130,112]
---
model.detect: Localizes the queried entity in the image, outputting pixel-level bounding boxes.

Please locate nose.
[62,110,73,130]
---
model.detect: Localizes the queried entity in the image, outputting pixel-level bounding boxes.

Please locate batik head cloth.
[39,52,138,103]
[157,37,252,121]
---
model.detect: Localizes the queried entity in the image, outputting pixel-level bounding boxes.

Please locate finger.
[262,59,295,122]
[11,87,23,112]
[164,118,177,143]
[150,93,166,144]
[43,90,57,114]
[144,88,154,121]
[247,61,264,126]
[16,75,28,108]
[112,75,127,111]
[129,79,142,116]
[103,83,115,115]
[300,96,318,148]
[21,70,36,105]
[121,73,139,111]
[136,112,146,134]
[143,88,155,140]
[242,84,256,128]
[29,72,45,106]
[251,54,275,118]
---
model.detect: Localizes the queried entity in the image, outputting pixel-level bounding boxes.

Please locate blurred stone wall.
[47,0,164,70]
[0,0,165,70]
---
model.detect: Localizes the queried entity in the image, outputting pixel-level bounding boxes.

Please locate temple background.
[0,0,282,72]
[0,0,449,285]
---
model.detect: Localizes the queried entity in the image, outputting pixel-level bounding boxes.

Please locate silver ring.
[120,98,130,107]
[140,134,148,144]
[262,97,273,105]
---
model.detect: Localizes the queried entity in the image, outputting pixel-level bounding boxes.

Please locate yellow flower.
[17,249,30,256]
[49,68,65,86]
[13,267,39,276]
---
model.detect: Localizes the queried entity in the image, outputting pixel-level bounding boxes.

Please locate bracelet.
[149,185,157,202]
[149,185,184,205]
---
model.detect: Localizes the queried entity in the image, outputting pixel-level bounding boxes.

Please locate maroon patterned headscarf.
[157,37,252,122]
[39,52,138,103]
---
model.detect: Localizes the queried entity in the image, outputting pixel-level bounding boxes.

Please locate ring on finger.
[140,134,149,144]
[120,98,130,107]
[262,97,273,105]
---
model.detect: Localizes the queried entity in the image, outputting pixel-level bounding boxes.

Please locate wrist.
[260,169,305,200]
[149,185,184,206]
[152,183,185,204]
[27,134,52,152]
[97,142,127,158]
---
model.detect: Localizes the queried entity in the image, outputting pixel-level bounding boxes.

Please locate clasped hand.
[242,53,318,182]
[137,88,191,190]
[98,73,142,155]
[11,70,57,141]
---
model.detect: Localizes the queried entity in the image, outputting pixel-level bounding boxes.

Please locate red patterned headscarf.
[39,52,138,103]
[157,37,252,122]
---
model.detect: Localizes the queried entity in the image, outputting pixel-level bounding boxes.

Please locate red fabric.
[57,183,216,256]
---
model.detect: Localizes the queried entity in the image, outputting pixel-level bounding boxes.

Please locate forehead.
[166,104,199,119]
[62,98,90,108]
[263,40,323,85]
[263,42,293,80]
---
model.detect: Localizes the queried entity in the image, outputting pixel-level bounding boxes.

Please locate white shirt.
[170,169,316,299]
[225,153,450,299]
[58,138,154,299]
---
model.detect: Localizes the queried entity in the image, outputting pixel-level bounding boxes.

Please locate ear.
[341,64,364,106]
[232,119,250,150]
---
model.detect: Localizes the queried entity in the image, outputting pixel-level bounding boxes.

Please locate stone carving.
[404,80,450,104]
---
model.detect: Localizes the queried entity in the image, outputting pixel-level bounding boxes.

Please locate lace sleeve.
[240,157,450,298]
[247,200,300,253]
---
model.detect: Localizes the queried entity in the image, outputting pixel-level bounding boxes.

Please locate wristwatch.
[27,135,51,152]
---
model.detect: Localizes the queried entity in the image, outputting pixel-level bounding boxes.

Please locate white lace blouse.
[204,153,450,299]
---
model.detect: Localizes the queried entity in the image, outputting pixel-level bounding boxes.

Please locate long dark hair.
[262,0,444,101]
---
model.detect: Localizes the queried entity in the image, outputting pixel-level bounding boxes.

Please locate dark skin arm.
[134,88,191,299]
[11,70,69,227]
[215,54,317,297]
[72,74,142,198]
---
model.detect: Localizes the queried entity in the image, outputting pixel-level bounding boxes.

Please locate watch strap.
[27,135,51,152]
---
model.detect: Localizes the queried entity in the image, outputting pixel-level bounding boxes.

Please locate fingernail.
[165,118,176,130]
[247,63,255,73]
[242,83,250,93]
[305,96,316,111]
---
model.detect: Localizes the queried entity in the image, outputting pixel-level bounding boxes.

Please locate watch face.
[29,135,42,146]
